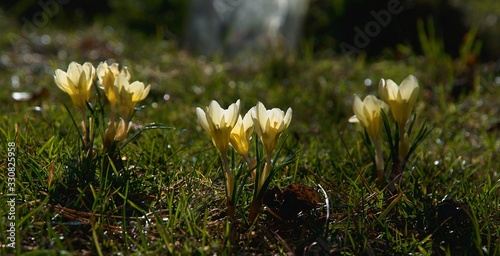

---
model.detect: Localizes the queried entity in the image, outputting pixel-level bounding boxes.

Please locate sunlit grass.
[0,21,499,255]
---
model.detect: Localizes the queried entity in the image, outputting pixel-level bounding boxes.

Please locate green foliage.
[0,21,499,255]
[417,17,454,85]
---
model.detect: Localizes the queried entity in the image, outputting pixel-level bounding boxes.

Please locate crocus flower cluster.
[54,61,150,152]
[97,62,150,146]
[197,100,292,222]
[350,75,419,184]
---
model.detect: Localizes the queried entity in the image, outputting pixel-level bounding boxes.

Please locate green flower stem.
[221,153,236,221]
[248,155,272,223]
[398,124,407,161]
[109,105,117,130]
[81,109,89,149]
[258,155,272,195]
[243,155,254,171]
[373,137,384,184]
[110,103,116,120]
[248,196,263,224]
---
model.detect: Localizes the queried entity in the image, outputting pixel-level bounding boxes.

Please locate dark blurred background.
[1,0,499,61]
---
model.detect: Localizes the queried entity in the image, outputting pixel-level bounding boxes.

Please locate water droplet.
[192,86,204,95]
[58,50,67,60]
[40,34,51,45]
[364,78,372,86]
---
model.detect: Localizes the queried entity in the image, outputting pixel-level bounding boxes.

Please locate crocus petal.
[385,79,399,100]
[378,79,388,102]
[196,107,210,132]
[54,70,72,93]
[230,115,251,156]
[121,67,131,81]
[283,108,292,129]
[141,84,151,101]
[227,100,240,126]
[82,62,96,90]
[399,75,418,98]
[109,63,121,77]
[96,62,108,85]
[207,100,223,126]
[78,68,89,93]
[400,75,419,106]
[129,81,146,102]
[66,62,82,85]
[255,102,268,135]
[353,95,368,125]
[242,108,255,137]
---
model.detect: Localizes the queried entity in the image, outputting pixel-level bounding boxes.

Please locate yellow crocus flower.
[196,100,240,155]
[350,94,390,183]
[54,61,96,111]
[115,74,151,122]
[196,100,241,212]
[229,109,255,157]
[252,102,292,156]
[350,94,390,141]
[96,62,131,106]
[378,75,419,128]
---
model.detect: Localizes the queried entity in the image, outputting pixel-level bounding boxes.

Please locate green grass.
[0,20,499,255]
